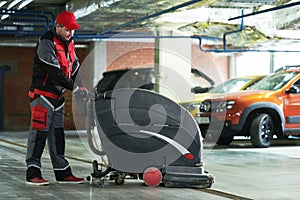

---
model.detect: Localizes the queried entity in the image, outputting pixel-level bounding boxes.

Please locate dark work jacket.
[29,28,83,103]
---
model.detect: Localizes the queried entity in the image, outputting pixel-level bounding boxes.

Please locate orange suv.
[198,67,300,147]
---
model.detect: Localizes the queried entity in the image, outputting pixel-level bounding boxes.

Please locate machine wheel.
[216,135,233,145]
[143,167,162,187]
[114,176,125,185]
[250,113,274,148]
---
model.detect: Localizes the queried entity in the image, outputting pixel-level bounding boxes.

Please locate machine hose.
[86,97,105,156]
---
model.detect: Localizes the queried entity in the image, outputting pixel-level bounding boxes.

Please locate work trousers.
[26,95,72,180]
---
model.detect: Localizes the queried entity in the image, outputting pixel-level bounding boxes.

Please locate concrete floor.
[1,131,299,200]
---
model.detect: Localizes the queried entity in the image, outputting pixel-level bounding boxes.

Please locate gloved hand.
[74,87,89,114]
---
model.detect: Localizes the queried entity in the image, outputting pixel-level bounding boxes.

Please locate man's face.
[56,24,74,41]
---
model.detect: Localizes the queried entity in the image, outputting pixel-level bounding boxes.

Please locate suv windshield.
[209,77,252,93]
[249,71,298,91]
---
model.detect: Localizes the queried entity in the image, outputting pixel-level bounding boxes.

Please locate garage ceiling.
[0,0,300,51]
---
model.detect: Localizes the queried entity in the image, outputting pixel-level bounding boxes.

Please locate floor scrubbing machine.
[85,88,214,188]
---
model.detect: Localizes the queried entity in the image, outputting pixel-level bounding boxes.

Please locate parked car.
[197,68,300,147]
[181,75,265,118]
[274,65,300,73]
[208,75,265,93]
[95,67,214,113]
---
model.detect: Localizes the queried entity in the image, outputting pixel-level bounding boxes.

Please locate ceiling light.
[0,1,7,8]
[7,0,22,9]
[73,3,99,19]
[1,14,9,20]
[17,0,33,10]
[1,0,34,21]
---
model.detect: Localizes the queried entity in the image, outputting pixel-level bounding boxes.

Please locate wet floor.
[1,131,299,200]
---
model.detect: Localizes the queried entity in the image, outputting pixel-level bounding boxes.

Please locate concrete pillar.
[92,41,107,87]
[229,54,236,78]
[270,52,274,73]
[155,30,194,103]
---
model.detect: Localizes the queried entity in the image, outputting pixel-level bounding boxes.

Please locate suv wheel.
[250,114,274,148]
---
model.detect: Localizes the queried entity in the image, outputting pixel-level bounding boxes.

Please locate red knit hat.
[56,11,80,30]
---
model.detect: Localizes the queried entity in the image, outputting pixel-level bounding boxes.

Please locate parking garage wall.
[0,42,228,131]
[106,41,228,85]
[0,45,90,131]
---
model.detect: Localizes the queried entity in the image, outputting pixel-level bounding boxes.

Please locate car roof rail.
[274,65,300,73]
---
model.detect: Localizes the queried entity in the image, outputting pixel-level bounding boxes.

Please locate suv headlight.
[216,100,235,112]
[226,100,235,110]
[200,101,211,112]
[200,100,235,112]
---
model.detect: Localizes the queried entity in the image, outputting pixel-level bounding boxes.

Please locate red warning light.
[184,153,194,160]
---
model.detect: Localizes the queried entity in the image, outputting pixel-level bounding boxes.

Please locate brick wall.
[192,44,228,85]
[106,41,155,70]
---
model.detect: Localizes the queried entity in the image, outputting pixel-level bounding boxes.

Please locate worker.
[25,11,87,185]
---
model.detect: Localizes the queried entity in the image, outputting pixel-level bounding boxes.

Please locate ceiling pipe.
[228,1,300,21]
[190,2,300,53]
[196,35,300,53]
[74,0,300,52]
[100,0,204,34]
[223,9,244,51]
[75,31,300,52]
[0,2,298,52]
